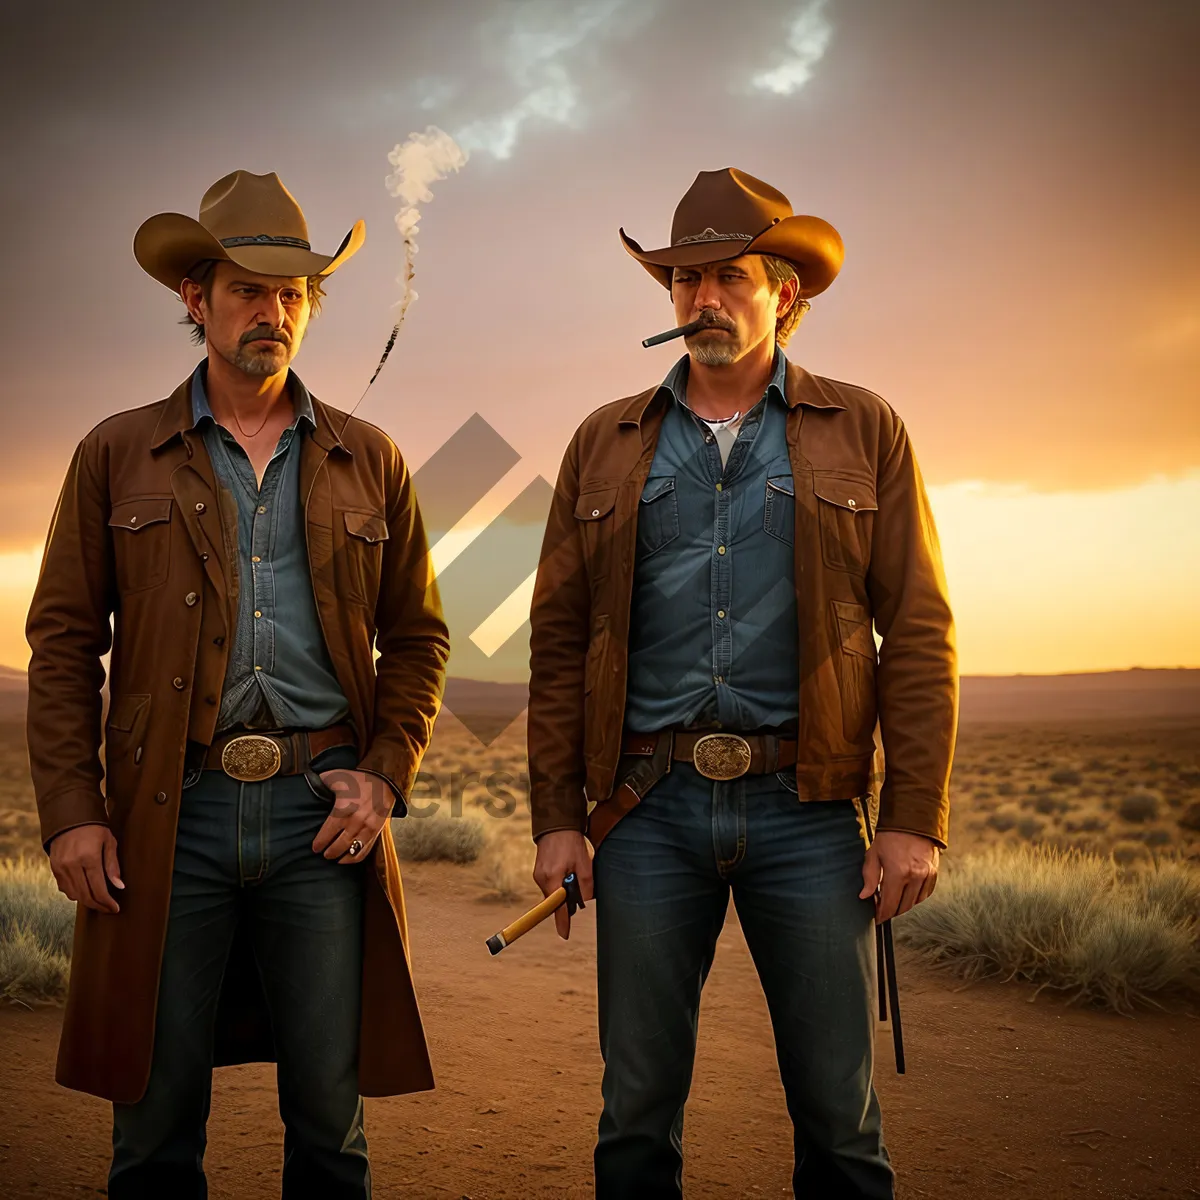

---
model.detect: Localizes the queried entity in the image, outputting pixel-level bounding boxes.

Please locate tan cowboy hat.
[620,167,844,297]
[134,169,365,292]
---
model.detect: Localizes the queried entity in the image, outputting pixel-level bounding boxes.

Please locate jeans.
[109,743,370,1200]
[592,762,894,1199]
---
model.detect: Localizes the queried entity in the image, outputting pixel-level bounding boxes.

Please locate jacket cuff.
[38,790,110,850]
[532,823,589,844]
[355,766,407,818]
[873,824,948,851]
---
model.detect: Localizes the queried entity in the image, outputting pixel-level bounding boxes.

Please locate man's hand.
[312,769,395,864]
[532,830,594,940]
[859,830,939,923]
[48,824,124,913]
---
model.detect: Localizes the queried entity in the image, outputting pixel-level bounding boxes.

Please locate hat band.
[673,228,755,245]
[219,233,312,250]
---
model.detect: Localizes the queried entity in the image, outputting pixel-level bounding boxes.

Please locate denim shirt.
[623,349,800,733]
[191,361,351,733]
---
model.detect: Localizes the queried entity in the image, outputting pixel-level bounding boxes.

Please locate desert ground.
[1,669,1199,1197]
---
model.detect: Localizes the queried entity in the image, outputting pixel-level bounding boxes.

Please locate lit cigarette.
[641,317,710,348]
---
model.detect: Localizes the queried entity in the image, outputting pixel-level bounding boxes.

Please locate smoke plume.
[384,124,469,321]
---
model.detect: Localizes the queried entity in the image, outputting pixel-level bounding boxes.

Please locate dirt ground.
[2,857,1198,1200]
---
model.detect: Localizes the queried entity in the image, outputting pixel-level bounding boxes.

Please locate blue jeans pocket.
[776,769,799,793]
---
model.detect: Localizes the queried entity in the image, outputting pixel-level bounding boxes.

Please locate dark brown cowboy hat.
[620,167,844,297]
[134,169,365,292]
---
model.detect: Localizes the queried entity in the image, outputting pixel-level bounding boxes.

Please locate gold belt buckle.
[691,733,752,780]
[221,734,283,782]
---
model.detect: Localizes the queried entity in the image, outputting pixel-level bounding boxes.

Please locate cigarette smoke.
[384,124,469,321]
[356,125,468,400]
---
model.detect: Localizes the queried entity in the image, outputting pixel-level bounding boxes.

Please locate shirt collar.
[189,359,316,432]
[660,345,790,418]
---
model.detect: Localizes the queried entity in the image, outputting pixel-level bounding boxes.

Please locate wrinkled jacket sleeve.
[357,440,450,811]
[866,412,958,848]
[26,432,116,847]
[527,432,591,841]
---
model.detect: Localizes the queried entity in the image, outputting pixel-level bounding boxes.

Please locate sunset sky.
[1,0,1196,678]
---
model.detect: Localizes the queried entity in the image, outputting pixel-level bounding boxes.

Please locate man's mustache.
[690,311,736,334]
[240,326,289,347]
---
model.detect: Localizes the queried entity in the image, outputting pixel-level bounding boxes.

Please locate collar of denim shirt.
[660,343,789,422]
[189,358,317,433]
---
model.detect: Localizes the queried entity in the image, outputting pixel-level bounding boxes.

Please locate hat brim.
[620,214,844,298]
[134,212,366,292]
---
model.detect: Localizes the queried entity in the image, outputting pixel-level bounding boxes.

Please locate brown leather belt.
[621,728,798,780]
[203,722,358,783]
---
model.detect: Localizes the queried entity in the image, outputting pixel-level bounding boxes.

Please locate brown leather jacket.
[528,360,957,848]
[25,370,449,1102]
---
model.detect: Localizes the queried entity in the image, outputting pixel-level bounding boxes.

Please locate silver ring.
[348,839,364,857]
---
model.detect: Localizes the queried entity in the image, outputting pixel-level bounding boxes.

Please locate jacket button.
[206,695,217,705]
[592,509,600,517]
[134,746,143,764]
[154,791,168,805]
[201,552,209,561]
[185,592,198,606]
[195,502,206,513]
[214,636,224,646]
[172,676,186,690]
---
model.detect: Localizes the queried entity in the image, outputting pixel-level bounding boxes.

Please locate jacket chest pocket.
[108,498,173,594]
[812,474,876,575]
[763,474,795,545]
[341,510,389,606]
[575,486,619,583]
[636,475,679,558]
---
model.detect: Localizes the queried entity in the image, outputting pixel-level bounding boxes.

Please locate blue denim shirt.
[623,348,800,732]
[191,361,351,733]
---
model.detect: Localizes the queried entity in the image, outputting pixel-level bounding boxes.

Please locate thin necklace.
[229,402,274,439]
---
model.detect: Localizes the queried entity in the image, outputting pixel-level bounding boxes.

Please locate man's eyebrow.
[228,279,304,290]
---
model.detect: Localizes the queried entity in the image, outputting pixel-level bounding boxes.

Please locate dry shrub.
[986,806,1018,832]
[1050,768,1082,787]
[390,813,486,863]
[0,857,75,1004]
[0,928,70,1004]
[1016,815,1045,840]
[895,844,1200,1013]
[478,836,537,903]
[1119,788,1160,823]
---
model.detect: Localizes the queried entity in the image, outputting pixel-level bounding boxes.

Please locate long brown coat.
[528,361,958,847]
[25,369,449,1103]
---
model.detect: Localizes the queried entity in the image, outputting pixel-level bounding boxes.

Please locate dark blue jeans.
[592,762,893,1199]
[109,744,369,1199]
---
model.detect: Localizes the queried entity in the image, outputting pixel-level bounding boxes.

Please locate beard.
[223,327,293,377]
[686,324,739,366]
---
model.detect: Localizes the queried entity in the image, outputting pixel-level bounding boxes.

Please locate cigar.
[641,317,710,348]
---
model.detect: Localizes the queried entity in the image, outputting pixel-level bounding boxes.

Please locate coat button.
[172,676,186,690]
[201,552,209,561]
[154,791,168,805]
[195,502,206,513]
[134,746,143,764]
[206,695,217,705]
[848,498,857,508]
[185,592,198,606]
[214,636,224,646]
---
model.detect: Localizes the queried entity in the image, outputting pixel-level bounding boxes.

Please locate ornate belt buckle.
[221,734,282,782]
[691,733,752,781]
